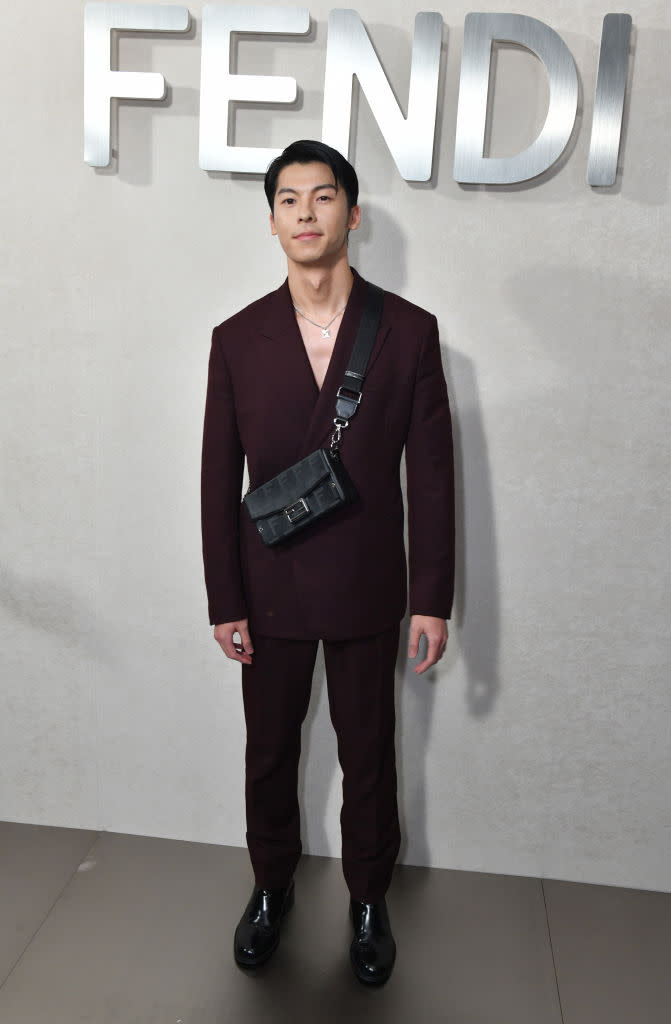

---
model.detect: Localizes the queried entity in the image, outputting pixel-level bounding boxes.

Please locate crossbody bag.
[242,283,384,547]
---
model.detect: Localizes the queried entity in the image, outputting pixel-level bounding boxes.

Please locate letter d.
[453,13,578,185]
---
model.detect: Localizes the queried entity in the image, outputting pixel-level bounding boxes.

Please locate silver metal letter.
[84,3,190,167]
[587,15,632,186]
[322,10,443,182]
[199,5,310,173]
[453,13,578,184]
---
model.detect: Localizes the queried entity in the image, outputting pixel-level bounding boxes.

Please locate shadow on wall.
[0,564,116,666]
[348,203,408,295]
[395,345,501,868]
[449,347,501,716]
[296,212,501,867]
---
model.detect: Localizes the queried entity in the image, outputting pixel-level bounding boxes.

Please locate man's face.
[269,161,360,268]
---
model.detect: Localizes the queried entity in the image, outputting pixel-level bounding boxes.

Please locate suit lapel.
[307,267,391,454]
[259,268,391,458]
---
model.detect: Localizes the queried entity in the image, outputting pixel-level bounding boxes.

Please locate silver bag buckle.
[336,385,362,404]
[284,497,310,524]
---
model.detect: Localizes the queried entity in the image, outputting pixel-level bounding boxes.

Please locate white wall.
[2,0,670,892]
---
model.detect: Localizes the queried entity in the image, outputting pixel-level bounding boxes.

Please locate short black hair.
[264,140,359,212]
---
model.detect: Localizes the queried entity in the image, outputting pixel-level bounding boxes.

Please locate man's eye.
[317,195,332,201]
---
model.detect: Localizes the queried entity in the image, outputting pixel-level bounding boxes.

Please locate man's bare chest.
[296,320,339,393]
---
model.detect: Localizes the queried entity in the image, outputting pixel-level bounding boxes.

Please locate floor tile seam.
[541,876,566,1024]
[0,831,103,994]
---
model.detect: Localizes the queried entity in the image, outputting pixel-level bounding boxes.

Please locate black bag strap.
[330,283,385,454]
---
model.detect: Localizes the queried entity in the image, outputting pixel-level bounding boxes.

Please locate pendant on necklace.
[321,328,331,338]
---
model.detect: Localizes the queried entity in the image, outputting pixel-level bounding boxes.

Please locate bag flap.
[244,449,333,519]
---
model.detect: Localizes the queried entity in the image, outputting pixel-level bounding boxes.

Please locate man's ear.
[269,211,277,236]
[348,204,361,232]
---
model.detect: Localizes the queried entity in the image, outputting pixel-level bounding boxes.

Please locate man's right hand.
[213,619,254,665]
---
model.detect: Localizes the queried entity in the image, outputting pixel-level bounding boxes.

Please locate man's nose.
[297,202,314,221]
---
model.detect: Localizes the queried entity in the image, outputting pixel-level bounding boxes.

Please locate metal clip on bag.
[243,283,384,548]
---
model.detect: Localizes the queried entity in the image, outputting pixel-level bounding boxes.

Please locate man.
[201,140,454,985]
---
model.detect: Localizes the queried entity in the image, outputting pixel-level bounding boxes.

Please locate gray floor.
[0,823,669,1023]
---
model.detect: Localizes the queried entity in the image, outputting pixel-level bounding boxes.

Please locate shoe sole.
[234,882,295,968]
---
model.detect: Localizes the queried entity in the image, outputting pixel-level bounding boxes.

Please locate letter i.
[587,14,632,186]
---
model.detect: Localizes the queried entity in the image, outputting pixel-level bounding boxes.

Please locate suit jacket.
[201,267,455,640]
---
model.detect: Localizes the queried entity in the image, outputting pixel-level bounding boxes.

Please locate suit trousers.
[241,623,402,903]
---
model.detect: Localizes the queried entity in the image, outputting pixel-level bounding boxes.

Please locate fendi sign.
[84,4,632,186]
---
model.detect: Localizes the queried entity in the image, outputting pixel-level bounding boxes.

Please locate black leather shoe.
[349,897,396,985]
[233,879,295,967]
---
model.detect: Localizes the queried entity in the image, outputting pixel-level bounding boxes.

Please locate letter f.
[84,2,190,167]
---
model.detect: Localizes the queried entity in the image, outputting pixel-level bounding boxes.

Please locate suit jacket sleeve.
[405,314,456,620]
[201,328,248,625]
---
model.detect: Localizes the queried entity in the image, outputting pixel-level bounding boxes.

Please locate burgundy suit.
[201,267,455,637]
[201,267,455,899]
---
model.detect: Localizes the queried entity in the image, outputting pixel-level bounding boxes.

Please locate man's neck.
[287,257,354,317]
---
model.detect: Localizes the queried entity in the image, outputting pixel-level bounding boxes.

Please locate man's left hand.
[408,615,448,675]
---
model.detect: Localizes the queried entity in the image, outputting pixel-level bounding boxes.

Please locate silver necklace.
[293,303,346,339]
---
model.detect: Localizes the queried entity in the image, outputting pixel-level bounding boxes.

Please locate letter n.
[322,10,443,182]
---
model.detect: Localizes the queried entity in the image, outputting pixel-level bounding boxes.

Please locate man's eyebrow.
[276,184,338,196]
